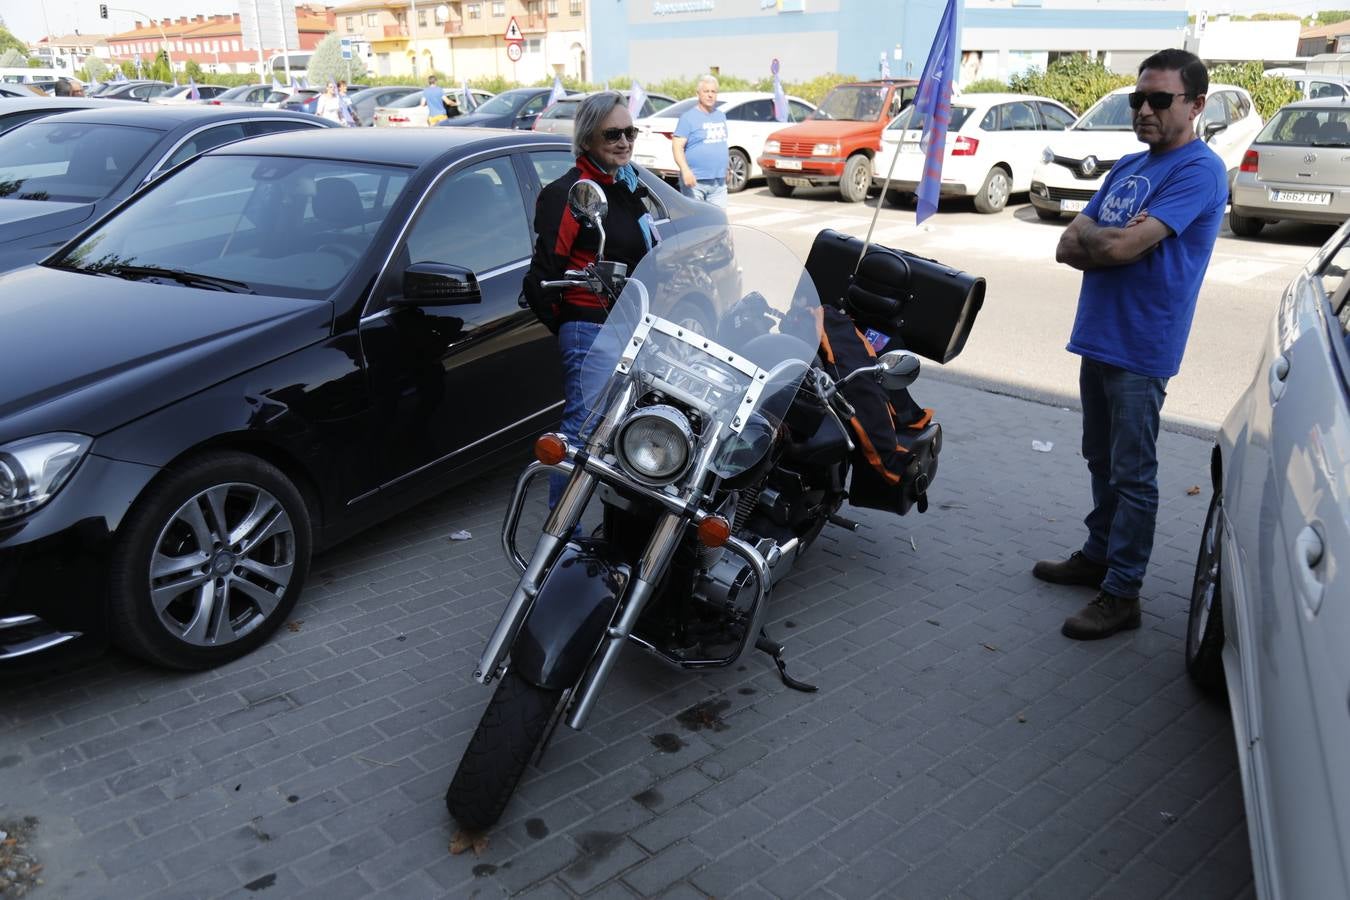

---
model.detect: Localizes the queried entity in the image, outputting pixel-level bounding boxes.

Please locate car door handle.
[1293,524,1326,617]
[1269,353,1290,402]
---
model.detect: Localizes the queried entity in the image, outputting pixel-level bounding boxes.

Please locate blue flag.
[913,0,958,225]
[627,80,647,117]
[549,74,566,105]
[460,79,477,112]
[188,76,199,101]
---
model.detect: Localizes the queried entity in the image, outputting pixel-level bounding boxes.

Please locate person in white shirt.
[315,82,343,124]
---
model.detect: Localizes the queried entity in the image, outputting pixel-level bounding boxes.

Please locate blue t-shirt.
[674,107,729,181]
[423,85,445,110]
[1068,139,1227,378]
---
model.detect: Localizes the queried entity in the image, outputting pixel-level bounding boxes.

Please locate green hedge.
[1209,61,1299,120]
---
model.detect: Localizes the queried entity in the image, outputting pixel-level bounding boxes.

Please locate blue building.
[587,0,1187,85]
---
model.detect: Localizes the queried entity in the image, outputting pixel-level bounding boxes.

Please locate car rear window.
[1256,108,1350,146]
[0,121,163,203]
[653,97,727,118]
[886,105,974,132]
[539,100,579,120]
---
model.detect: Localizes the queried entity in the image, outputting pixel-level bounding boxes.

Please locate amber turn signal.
[697,515,732,548]
[534,433,568,466]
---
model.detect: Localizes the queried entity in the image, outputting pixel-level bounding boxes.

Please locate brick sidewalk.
[0,379,1253,899]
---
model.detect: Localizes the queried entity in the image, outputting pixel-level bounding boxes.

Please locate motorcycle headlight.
[764,140,780,154]
[812,142,839,156]
[615,405,694,486]
[0,433,92,521]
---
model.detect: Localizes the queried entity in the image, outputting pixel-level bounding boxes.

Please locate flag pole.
[858,117,904,272]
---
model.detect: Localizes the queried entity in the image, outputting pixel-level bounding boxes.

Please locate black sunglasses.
[1127,90,1196,111]
[600,126,640,143]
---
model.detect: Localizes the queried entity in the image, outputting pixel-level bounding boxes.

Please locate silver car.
[1230,97,1350,236]
[1186,220,1350,899]
[532,90,676,138]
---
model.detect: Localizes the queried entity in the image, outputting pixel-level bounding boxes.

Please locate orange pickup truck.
[758,78,918,202]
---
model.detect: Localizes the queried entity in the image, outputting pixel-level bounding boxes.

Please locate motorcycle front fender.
[512,541,631,691]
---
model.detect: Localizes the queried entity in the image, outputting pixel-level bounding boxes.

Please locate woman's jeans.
[549,321,609,509]
[1079,358,1168,600]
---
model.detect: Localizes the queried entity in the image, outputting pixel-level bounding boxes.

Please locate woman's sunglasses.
[1127,91,1195,111]
[601,126,640,143]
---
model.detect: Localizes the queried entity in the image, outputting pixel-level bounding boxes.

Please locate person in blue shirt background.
[673,75,729,208]
[420,75,447,126]
[1034,48,1227,641]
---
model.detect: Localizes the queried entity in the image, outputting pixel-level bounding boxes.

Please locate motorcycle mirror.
[567,179,608,229]
[876,349,921,391]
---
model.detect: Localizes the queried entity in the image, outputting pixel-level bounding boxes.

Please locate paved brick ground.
[0,378,1253,899]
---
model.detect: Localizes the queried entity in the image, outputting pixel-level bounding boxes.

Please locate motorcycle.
[445,180,973,831]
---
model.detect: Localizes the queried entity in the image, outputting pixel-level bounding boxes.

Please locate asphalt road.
[724,183,1339,432]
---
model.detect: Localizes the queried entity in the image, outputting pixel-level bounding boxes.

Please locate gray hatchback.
[1186,220,1350,898]
[1230,97,1350,236]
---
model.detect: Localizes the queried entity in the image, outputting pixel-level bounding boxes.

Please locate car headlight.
[764,140,780,154]
[812,142,839,156]
[615,405,694,486]
[1042,146,1055,164]
[0,433,92,521]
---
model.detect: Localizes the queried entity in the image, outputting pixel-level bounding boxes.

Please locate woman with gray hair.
[522,90,659,508]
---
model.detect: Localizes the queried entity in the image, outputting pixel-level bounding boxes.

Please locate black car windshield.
[0,121,163,203]
[50,155,413,299]
[1257,107,1350,146]
[1074,93,1133,131]
[472,90,531,116]
[810,85,887,121]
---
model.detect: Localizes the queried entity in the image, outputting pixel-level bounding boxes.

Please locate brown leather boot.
[1032,550,1108,587]
[1061,591,1141,640]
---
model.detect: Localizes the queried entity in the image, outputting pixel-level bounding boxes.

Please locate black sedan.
[0,104,332,274]
[94,79,174,101]
[0,98,121,136]
[0,128,722,668]
[439,87,571,131]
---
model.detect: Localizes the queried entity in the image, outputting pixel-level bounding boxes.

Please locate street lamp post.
[409,0,420,77]
[109,5,174,74]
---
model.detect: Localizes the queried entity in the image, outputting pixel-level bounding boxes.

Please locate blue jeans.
[1078,358,1168,599]
[550,320,610,508]
[682,178,727,208]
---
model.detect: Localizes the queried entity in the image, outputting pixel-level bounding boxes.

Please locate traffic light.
[99,4,108,18]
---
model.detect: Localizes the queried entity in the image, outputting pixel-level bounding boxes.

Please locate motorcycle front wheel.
[445,670,563,831]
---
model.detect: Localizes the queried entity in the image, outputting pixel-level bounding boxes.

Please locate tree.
[184,59,204,81]
[0,47,26,67]
[0,22,27,56]
[147,49,173,83]
[81,56,108,82]
[1312,9,1350,25]
[306,33,365,86]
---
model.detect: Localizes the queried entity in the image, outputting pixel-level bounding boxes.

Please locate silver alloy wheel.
[1188,498,1221,658]
[985,170,1009,210]
[727,150,749,193]
[148,482,297,647]
[850,160,870,196]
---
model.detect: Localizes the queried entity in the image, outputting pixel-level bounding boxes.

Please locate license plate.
[776,159,802,171]
[784,177,812,187]
[1060,198,1088,212]
[1272,190,1331,206]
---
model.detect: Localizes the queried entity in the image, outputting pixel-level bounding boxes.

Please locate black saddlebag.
[804,228,985,364]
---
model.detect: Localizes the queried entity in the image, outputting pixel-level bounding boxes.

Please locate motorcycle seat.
[783,412,850,468]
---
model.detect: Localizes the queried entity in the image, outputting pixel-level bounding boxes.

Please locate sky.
[3,0,1345,44]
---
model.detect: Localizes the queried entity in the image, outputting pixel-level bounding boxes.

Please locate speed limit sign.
[506,42,522,62]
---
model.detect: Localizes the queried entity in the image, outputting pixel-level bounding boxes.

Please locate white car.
[1186,219,1350,900]
[372,89,495,128]
[1029,83,1263,220]
[872,92,1077,214]
[631,91,816,193]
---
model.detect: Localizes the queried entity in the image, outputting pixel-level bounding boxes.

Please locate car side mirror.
[398,262,482,306]
[1203,121,1227,141]
[876,349,921,390]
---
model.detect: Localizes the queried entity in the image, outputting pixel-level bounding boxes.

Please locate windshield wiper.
[95,264,256,293]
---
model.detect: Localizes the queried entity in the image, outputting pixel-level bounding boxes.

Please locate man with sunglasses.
[1036,48,1227,641]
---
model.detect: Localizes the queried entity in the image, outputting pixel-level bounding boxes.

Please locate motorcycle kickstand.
[532,687,573,769]
[755,629,818,694]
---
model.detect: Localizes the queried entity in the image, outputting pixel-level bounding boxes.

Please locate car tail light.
[1240,149,1258,173]
[389,115,409,124]
[951,135,979,156]
[208,99,221,105]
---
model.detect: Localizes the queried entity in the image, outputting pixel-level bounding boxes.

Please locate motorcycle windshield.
[582,224,822,478]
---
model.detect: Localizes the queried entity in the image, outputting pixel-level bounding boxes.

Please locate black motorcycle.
[446,180,978,831]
